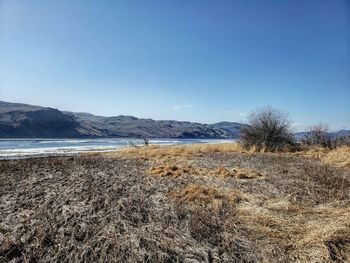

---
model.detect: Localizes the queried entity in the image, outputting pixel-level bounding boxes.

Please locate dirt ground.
[1,149,350,262]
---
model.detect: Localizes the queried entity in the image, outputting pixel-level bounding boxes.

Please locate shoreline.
[0,139,237,160]
[0,149,118,161]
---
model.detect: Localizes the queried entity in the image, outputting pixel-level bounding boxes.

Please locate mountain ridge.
[0,101,244,138]
[1,101,348,139]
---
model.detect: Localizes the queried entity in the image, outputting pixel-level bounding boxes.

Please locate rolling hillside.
[0,101,243,138]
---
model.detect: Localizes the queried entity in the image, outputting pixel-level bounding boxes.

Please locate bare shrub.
[240,106,294,151]
[331,135,350,148]
[303,123,331,148]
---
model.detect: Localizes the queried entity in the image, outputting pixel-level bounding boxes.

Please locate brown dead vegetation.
[168,184,246,206]
[110,142,350,169]
[147,164,200,178]
[1,144,350,262]
[107,142,246,159]
[147,164,264,180]
[293,145,350,168]
[207,166,265,179]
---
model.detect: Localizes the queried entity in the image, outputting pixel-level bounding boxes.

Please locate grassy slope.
[1,144,350,262]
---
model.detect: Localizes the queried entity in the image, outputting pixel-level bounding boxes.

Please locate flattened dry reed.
[1,145,350,262]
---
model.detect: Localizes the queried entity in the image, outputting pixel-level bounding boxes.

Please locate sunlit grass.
[294,146,350,168]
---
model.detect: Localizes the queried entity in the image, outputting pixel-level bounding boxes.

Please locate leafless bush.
[303,123,331,148]
[330,135,350,148]
[240,106,294,151]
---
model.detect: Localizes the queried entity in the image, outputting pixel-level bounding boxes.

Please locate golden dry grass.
[322,146,350,168]
[239,202,350,262]
[294,146,350,168]
[106,142,246,159]
[105,143,350,169]
[168,184,244,205]
[147,163,265,180]
[168,182,350,262]
[147,164,200,178]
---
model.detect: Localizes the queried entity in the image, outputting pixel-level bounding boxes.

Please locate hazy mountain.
[3,101,348,139]
[0,101,244,138]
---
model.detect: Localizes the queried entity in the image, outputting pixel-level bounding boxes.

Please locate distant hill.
[0,101,244,138]
[2,101,348,139]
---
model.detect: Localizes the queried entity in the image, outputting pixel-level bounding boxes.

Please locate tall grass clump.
[240,106,294,151]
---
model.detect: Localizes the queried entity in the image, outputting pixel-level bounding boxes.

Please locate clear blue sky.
[1,0,349,131]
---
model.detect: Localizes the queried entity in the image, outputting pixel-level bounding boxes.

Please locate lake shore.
[0,138,237,160]
[1,145,350,262]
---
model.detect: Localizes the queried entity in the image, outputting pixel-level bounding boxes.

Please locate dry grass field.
[1,143,350,262]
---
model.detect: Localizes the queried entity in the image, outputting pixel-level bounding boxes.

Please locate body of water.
[0,138,236,159]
